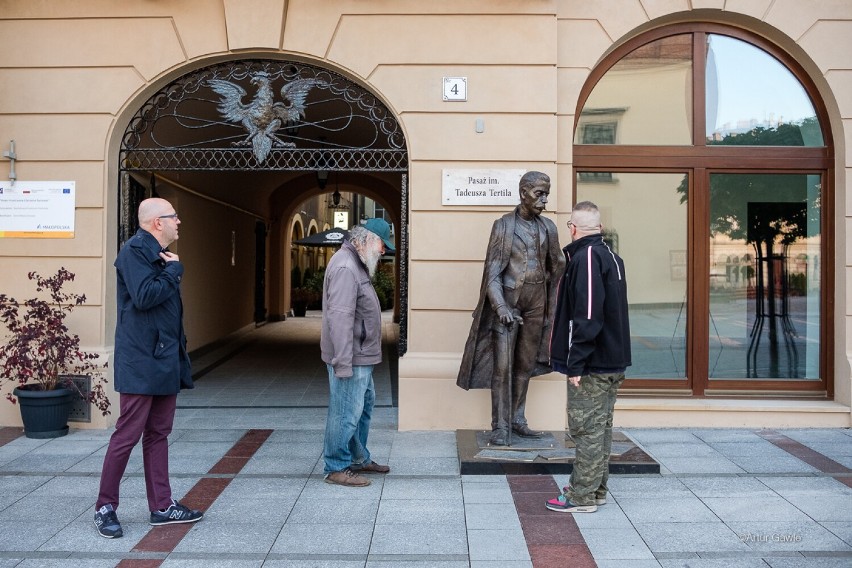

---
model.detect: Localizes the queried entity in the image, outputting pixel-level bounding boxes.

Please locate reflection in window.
[706,35,823,146]
[578,123,617,182]
[580,122,618,144]
[578,171,615,183]
[708,174,821,379]
[577,172,688,379]
[576,35,692,146]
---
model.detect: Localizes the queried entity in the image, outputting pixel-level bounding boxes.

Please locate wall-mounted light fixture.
[3,140,17,185]
[326,174,349,210]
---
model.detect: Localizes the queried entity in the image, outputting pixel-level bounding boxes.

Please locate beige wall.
[0,0,850,430]
[151,180,259,351]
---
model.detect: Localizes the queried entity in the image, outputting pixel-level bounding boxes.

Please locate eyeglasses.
[158,213,179,220]
[568,221,602,230]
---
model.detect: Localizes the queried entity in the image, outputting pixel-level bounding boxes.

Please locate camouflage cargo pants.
[565,371,625,506]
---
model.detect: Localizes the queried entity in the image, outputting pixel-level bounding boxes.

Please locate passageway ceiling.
[153,169,403,222]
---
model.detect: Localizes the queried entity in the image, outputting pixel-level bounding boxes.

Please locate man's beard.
[359,245,382,278]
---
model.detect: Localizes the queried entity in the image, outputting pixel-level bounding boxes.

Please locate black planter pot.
[292,301,308,317]
[13,385,74,439]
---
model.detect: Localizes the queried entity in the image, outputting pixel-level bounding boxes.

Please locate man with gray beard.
[320,218,394,486]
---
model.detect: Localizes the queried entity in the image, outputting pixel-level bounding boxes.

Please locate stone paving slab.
[679,476,779,498]
[376,498,465,525]
[633,521,752,554]
[461,480,513,504]
[703,495,813,522]
[729,520,852,552]
[823,521,852,545]
[617,496,720,523]
[467,528,531,562]
[766,558,852,568]
[581,526,656,560]
[381,477,462,500]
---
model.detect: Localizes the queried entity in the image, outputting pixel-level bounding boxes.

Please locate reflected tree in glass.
[678,168,821,379]
[707,117,821,147]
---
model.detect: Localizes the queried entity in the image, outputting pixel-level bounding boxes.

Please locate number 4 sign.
[443,77,467,101]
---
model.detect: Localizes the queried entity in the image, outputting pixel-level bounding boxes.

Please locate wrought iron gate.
[118,59,410,353]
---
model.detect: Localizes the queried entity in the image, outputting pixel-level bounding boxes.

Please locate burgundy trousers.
[97,393,177,512]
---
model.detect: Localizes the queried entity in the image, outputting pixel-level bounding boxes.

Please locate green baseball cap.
[361,218,395,252]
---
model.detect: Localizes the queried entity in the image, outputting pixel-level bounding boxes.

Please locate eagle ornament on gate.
[208,72,322,164]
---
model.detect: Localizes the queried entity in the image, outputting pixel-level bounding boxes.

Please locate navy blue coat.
[114,228,192,395]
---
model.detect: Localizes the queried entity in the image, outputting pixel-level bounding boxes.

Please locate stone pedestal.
[456,429,659,475]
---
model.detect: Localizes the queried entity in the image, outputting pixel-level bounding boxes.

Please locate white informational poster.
[0,181,76,238]
[333,211,349,229]
[442,169,524,206]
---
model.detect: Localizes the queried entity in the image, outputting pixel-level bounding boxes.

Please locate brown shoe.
[324,468,371,487]
[512,424,544,438]
[355,461,390,474]
[490,429,509,446]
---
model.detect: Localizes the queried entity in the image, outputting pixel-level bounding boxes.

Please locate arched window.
[573,24,832,397]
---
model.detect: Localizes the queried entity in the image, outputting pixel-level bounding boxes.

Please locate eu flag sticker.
[63,188,71,194]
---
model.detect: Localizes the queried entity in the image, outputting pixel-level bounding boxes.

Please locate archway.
[116,58,410,354]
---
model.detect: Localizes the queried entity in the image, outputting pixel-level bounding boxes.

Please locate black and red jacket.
[549,234,632,377]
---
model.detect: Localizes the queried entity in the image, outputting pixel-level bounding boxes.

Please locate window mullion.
[691,168,709,395]
[693,32,706,147]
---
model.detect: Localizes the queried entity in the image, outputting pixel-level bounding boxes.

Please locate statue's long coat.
[457,207,566,390]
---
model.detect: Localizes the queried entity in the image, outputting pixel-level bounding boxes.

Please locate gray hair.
[570,200,601,231]
[348,225,381,250]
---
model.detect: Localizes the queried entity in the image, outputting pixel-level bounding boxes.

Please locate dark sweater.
[549,234,632,376]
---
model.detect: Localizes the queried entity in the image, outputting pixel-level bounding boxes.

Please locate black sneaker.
[149,499,204,526]
[94,504,123,538]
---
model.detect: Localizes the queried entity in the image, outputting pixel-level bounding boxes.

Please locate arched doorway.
[117,58,410,353]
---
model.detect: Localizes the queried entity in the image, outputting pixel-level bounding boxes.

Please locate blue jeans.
[323,364,375,474]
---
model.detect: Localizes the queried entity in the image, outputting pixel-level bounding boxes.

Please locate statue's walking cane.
[505,310,522,447]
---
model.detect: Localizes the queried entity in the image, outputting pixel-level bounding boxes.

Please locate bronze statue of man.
[457,171,566,446]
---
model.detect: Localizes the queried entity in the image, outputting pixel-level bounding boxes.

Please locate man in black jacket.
[546,201,631,513]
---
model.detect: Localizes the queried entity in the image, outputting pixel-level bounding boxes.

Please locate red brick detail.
[132,523,193,553]
[0,427,23,447]
[131,429,270,555]
[508,475,596,568]
[180,477,232,512]
[116,559,165,568]
[522,515,589,546]
[757,430,852,474]
[209,428,273,473]
[529,544,597,568]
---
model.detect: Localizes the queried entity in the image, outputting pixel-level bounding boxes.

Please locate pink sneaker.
[546,493,597,513]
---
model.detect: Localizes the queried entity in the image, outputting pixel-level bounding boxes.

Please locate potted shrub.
[0,268,111,438]
[291,287,318,317]
[303,268,325,310]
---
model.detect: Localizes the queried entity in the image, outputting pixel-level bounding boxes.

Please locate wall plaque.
[443,77,467,101]
[0,181,76,238]
[442,169,524,206]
